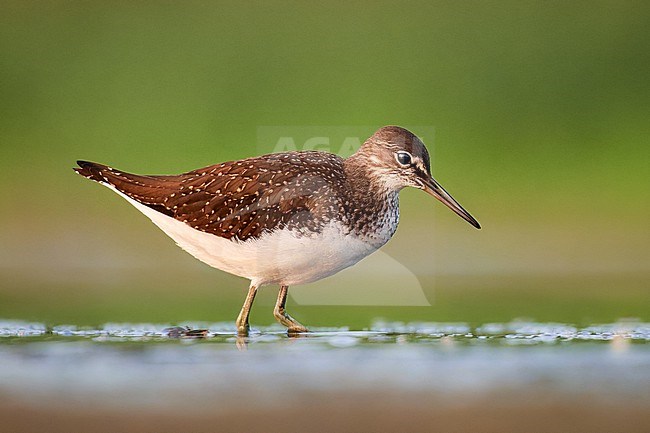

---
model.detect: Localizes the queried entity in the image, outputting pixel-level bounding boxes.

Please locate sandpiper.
[74,126,480,335]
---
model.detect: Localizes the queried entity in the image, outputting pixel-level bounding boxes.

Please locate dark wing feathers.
[74,153,345,241]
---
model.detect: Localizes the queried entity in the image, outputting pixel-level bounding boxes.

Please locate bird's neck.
[341,152,400,242]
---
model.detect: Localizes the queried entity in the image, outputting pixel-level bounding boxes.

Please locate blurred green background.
[1,1,648,328]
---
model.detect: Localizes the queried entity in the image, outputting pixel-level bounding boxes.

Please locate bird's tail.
[73,160,180,216]
[73,160,109,183]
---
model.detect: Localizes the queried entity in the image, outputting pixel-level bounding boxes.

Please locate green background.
[1,1,648,328]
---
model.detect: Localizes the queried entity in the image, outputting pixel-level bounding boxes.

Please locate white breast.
[107,185,382,287]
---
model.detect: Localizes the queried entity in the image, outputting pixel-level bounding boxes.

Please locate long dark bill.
[420,176,481,229]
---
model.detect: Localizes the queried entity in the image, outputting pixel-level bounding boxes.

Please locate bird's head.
[358,125,480,229]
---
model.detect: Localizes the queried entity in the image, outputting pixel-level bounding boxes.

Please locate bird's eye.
[395,151,412,166]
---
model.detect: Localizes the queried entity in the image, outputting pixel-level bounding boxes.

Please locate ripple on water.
[0,319,649,342]
[0,320,47,337]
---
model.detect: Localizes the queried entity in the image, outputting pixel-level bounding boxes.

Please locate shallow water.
[3,319,649,341]
[1,319,649,413]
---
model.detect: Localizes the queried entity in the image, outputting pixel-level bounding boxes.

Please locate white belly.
[108,185,381,287]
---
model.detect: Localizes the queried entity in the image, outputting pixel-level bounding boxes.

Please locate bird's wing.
[74,152,344,241]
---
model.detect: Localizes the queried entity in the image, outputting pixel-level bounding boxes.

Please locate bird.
[74,126,480,336]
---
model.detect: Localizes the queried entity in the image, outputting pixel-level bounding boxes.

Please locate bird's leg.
[235,283,258,336]
[274,285,308,334]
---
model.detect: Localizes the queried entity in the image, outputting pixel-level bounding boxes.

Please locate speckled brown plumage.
[78,152,334,240]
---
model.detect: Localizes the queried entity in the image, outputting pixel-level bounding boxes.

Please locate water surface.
[1,319,648,412]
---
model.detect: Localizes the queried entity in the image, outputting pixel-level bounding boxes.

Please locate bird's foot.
[274,311,309,335]
[287,325,309,336]
[237,324,250,337]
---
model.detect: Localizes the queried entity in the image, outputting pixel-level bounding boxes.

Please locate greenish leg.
[274,285,308,334]
[235,283,258,336]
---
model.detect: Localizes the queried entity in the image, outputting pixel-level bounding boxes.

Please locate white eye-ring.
[395,151,412,166]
